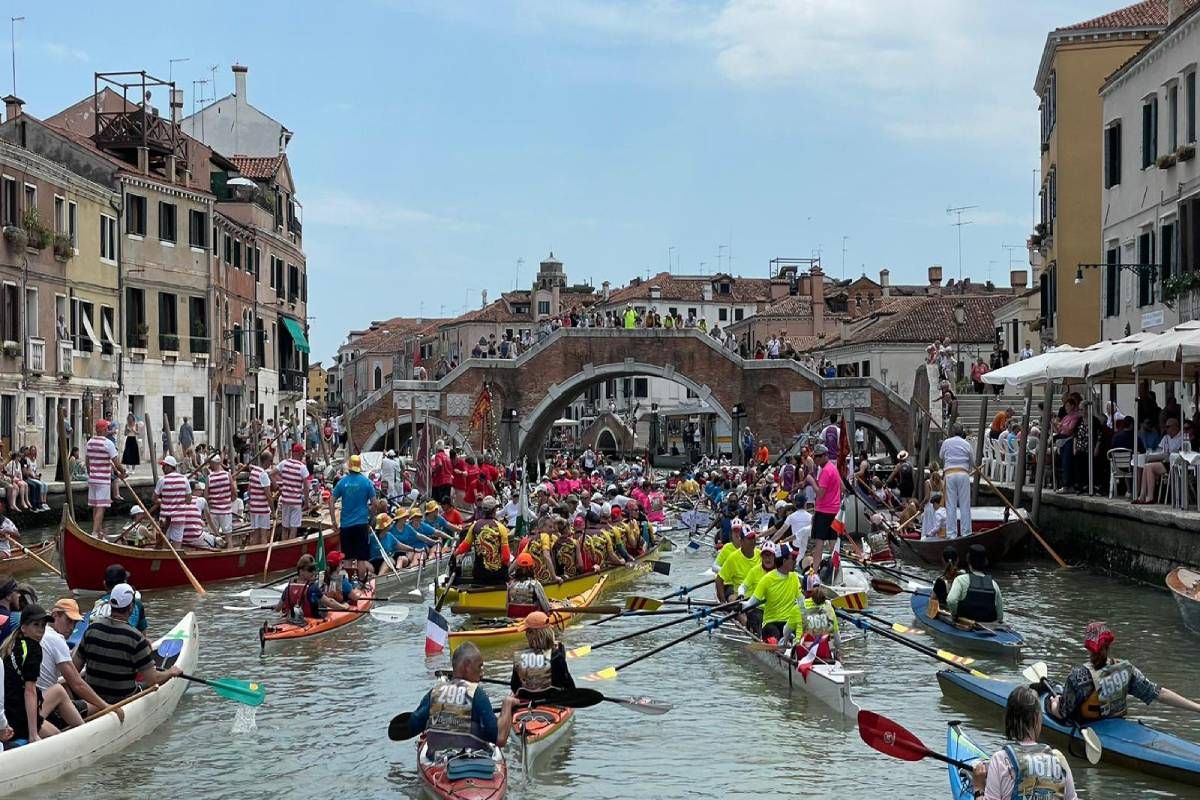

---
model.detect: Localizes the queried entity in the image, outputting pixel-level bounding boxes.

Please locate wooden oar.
[3,534,62,576]
[117,474,205,595]
[1023,661,1102,765]
[583,609,740,681]
[474,677,673,715]
[836,609,986,676]
[260,503,284,579]
[976,469,1069,569]
[590,578,716,626]
[567,605,730,659]
[858,710,974,770]
[450,603,627,616]
[86,682,160,722]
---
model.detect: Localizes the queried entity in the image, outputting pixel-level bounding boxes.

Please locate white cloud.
[42,42,89,62]
[304,191,466,232]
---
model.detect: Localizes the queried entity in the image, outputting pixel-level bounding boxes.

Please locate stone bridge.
[349,329,912,460]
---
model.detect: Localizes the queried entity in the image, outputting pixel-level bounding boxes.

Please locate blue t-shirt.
[408,684,498,744]
[370,528,403,560]
[333,472,375,527]
[430,515,455,534]
[398,523,428,550]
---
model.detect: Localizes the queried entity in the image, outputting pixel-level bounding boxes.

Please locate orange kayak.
[259,579,376,653]
[512,704,574,771]
[418,736,507,800]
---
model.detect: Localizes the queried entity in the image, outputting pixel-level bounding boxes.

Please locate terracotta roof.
[832,295,1012,347]
[351,317,442,353]
[606,272,771,305]
[231,154,285,180]
[753,295,815,317]
[1057,0,1184,30]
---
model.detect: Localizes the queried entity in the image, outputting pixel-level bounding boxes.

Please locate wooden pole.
[117,473,206,595]
[145,414,160,485]
[58,404,73,524]
[971,395,989,504]
[914,413,928,481]
[4,532,62,576]
[1012,386,1033,507]
[1030,382,1054,526]
[978,467,1069,569]
[1086,378,1095,496]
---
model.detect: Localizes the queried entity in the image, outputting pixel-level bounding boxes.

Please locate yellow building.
[307,362,327,408]
[1035,1,1170,346]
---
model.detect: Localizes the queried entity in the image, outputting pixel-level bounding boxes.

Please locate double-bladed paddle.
[858,710,975,769]
[387,687,606,741]
[1022,661,1102,765]
[837,609,986,676]
[583,609,740,681]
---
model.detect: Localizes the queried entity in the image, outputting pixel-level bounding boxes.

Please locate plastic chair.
[1107,448,1132,499]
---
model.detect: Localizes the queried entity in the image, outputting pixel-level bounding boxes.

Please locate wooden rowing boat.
[910,588,1023,657]
[0,539,57,577]
[260,578,376,652]
[59,514,339,592]
[0,612,198,796]
[512,704,574,773]
[438,539,667,614]
[448,576,608,652]
[1166,566,1200,635]
[418,735,508,799]
[892,517,1028,568]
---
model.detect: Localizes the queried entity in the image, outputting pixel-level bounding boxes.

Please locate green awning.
[281,317,310,353]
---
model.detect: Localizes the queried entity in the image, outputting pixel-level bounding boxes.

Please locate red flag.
[796,634,827,682]
[831,537,841,581]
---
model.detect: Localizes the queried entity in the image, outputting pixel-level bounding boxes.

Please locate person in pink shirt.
[804,444,843,567]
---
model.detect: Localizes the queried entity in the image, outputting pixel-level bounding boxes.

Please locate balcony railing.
[189,334,210,354]
[279,370,305,392]
[57,341,73,376]
[159,333,180,352]
[26,337,44,372]
[288,216,302,236]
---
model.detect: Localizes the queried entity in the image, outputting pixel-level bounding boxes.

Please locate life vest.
[283,580,320,620]
[471,521,506,572]
[525,534,555,582]
[798,599,838,659]
[624,525,643,556]
[554,536,580,577]
[513,647,554,692]
[584,534,608,565]
[1081,659,1136,720]
[506,578,541,618]
[954,573,999,623]
[1001,742,1069,799]
[428,678,478,737]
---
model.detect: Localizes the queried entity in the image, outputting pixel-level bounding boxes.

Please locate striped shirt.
[206,468,233,513]
[86,435,118,484]
[276,458,309,506]
[179,499,205,544]
[155,472,190,517]
[77,616,154,703]
[248,465,272,514]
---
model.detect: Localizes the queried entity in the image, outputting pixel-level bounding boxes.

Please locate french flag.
[425,608,450,656]
[830,537,841,581]
[796,634,827,682]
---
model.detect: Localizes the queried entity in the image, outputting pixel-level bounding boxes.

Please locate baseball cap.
[52,598,83,621]
[347,454,363,472]
[19,603,50,624]
[130,506,145,517]
[327,550,345,567]
[481,496,499,510]
[775,500,788,510]
[291,442,305,455]
[160,455,178,468]
[812,444,829,457]
[524,611,550,630]
[104,564,129,588]
[109,583,136,609]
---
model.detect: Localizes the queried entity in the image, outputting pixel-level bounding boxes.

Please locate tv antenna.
[168,57,190,82]
[947,205,979,282]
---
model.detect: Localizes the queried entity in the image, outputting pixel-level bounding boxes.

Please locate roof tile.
[230,154,285,179]
[833,295,1012,347]
[1057,0,1190,31]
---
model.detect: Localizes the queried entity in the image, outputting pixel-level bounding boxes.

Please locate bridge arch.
[361,413,472,454]
[784,411,904,457]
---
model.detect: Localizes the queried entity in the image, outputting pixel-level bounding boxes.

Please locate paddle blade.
[156,638,184,659]
[686,540,700,551]
[249,588,283,609]
[583,666,618,682]
[623,596,663,612]
[858,709,929,763]
[369,605,412,623]
[388,711,416,741]
[608,695,673,715]
[566,644,592,659]
[831,591,869,611]
[935,649,976,668]
[202,677,267,707]
[545,688,604,709]
[891,622,924,636]
[650,560,671,576]
[1022,661,1049,685]
[1082,728,1103,765]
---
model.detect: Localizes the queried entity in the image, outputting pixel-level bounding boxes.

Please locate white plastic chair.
[1107,448,1132,499]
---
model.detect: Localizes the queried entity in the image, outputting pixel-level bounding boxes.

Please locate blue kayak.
[911,588,1023,657]
[946,723,987,800]
[938,669,1200,786]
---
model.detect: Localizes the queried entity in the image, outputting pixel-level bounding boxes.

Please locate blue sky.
[13,0,1110,361]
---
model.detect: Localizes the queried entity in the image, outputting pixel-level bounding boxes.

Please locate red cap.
[96,419,109,432]
[291,443,305,455]
[327,550,345,566]
[515,552,535,568]
[573,516,585,530]
[611,506,623,520]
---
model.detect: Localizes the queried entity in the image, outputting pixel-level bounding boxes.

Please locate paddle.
[567,606,724,659]
[179,673,267,706]
[117,474,205,595]
[649,560,672,576]
[387,687,606,741]
[858,710,974,770]
[1022,661,1102,765]
[590,578,716,627]
[2,534,62,576]
[254,604,411,622]
[583,609,740,681]
[473,677,672,715]
[260,504,284,580]
[837,610,987,677]
[450,603,627,616]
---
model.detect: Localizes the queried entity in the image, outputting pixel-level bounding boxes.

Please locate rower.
[37,599,109,717]
[3,603,85,743]
[453,496,511,586]
[932,545,960,606]
[407,641,518,750]
[89,564,148,634]
[370,512,416,574]
[85,419,124,537]
[713,519,744,573]
[975,685,1077,799]
[785,587,840,661]
[396,507,440,562]
[509,611,575,695]
[736,546,776,635]
[118,507,154,547]
[740,543,801,643]
[424,500,461,542]
[521,518,561,584]
[946,544,1002,624]
[506,552,552,618]
[246,451,275,546]
[276,554,349,623]
[322,550,365,605]
[553,518,586,578]
[921,491,947,539]
[74,584,181,705]
[1049,622,1200,725]
[716,528,759,604]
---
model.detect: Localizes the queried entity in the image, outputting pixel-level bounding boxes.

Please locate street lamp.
[1075,261,1158,285]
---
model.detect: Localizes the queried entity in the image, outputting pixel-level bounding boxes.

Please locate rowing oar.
[976,468,1069,569]
[836,609,986,677]
[590,578,716,626]
[449,603,628,616]
[583,609,741,681]
[387,688,605,741]
[117,474,205,595]
[474,677,673,715]
[2,533,62,576]
[568,604,737,659]
[1023,661,1103,765]
[858,710,976,771]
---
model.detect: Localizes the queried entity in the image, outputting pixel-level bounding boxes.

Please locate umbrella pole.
[1132,367,1139,501]
[1012,386,1032,506]
[1087,378,1095,496]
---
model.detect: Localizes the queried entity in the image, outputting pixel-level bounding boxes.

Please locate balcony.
[58,341,73,377]
[279,370,305,393]
[189,334,210,355]
[26,337,44,373]
[159,333,180,353]
[288,216,302,236]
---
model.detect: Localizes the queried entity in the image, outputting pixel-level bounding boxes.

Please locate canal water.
[11,518,1200,799]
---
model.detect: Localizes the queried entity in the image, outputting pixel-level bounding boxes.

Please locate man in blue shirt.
[329,455,377,577]
[407,642,517,750]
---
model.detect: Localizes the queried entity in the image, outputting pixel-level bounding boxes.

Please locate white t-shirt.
[612,494,633,509]
[782,508,813,553]
[380,457,401,493]
[502,500,520,527]
[37,627,73,690]
[939,436,974,471]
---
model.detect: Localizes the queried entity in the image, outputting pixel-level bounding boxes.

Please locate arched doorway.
[596,429,618,454]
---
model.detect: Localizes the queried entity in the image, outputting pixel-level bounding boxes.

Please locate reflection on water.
[9,521,1200,799]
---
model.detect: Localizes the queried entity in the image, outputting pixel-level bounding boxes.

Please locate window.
[1183,197,1200,274]
[125,287,146,347]
[287,263,299,302]
[158,201,176,243]
[212,225,218,255]
[188,296,208,354]
[71,298,95,352]
[1,284,17,342]
[1162,222,1176,284]
[1048,169,1057,234]
[1137,231,1155,307]
[301,271,307,302]
[668,307,678,317]
[1104,122,1122,189]
[1041,71,1057,143]
[1105,247,1120,318]
[192,396,205,432]
[537,300,550,316]
[1169,84,1179,153]
[100,306,114,355]
[373,366,382,390]
[718,282,730,295]
[1188,71,1197,144]
[24,397,34,426]
[268,255,276,287]
[718,308,728,322]
[233,241,242,270]
[223,234,232,265]
[126,194,146,236]
[158,292,178,351]
[67,201,77,249]
[23,184,35,219]
[253,246,261,281]
[53,196,65,234]
[1,177,16,225]
[274,258,285,298]
[633,377,649,398]
[162,396,175,432]
[734,308,744,321]
[0,396,12,450]
[861,360,871,377]
[188,209,207,249]
[99,214,116,262]
[1142,96,1158,168]
[23,287,37,339]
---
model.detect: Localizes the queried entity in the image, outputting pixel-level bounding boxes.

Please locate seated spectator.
[1111,416,1135,452]
[1133,417,1186,504]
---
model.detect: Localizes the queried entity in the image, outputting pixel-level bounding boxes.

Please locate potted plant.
[1029,233,1043,247]
[1157,152,1178,169]
[1034,222,1047,236]
[3,225,27,249]
[134,322,149,349]
[1180,143,1196,162]
[1,340,18,356]
[53,234,73,260]
[161,333,179,352]
[22,208,52,250]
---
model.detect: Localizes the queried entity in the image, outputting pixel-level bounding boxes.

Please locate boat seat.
[446,755,496,781]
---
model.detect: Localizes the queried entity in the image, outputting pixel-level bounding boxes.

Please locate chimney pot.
[170,88,184,124]
[3,95,23,121]
[232,64,248,102]
[1010,269,1028,289]
[1169,0,1185,23]
[928,265,943,286]
[481,289,488,309]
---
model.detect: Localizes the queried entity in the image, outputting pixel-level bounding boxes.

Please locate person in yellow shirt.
[713,520,744,573]
[736,546,776,634]
[716,529,759,603]
[678,476,700,498]
[742,544,801,643]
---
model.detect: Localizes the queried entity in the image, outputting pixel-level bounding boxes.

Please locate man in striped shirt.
[73,583,180,704]
[152,455,191,546]
[247,451,275,546]
[205,456,235,537]
[181,483,223,549]
[86,419,125,536]
[274,443,310,541]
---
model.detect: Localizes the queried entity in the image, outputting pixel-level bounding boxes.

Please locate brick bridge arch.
[348,329,911,459]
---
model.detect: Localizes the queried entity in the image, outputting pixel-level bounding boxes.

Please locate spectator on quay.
[179,417,194,453]
[1138,418,1161,453]
[1161,393,1182,431]
[1137,385,1161,433]
[1133,417,1186,504]
[940,383,959,423]
[1053,396,1083,492]
[1020,340,1034,360]
[971,359,987,394]
[1104,401,1125,430]
[989,408,1011,440]
[1111,416,1135,452]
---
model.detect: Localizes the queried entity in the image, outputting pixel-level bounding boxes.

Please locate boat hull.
[894,518,1028,567]
[937,669,1200,786]
[418,738,507,800]
[448,577,608,652]
[910,588,1023,657]
[512,705,574,770]
[0,612,199,796]
[0,539,57,577]
[946,723,987,800]
[1166,567,1200,635]
[260,579,376,652]
[59,515,338,591]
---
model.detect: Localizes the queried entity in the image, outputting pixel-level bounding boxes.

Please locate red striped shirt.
[276,458,308,506]
[86,436,116,484]
[156,472,190,516]
[178,499,205,544]
[206,469,233,513]
[248,465,272,514]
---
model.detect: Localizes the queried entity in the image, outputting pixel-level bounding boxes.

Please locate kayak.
[512,704,574,772]
[937,669,1200,786]
[910,588,1023,657]
[946,723,988,800]
[448,576,608,652]
[1166,566,1200,635]
[417,736,507,800]
[259,578,376,653]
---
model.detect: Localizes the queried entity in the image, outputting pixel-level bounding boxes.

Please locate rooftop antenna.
[668,246,676,275]
[168,57,190,82]
[946,204,979,282]
[841,236,849,280]
[717,244,728,273]
[514,257,524,290]
[987,260,998,282]
[1002,243,1025,271]
[209,63,219,99]
[9,16,23,96]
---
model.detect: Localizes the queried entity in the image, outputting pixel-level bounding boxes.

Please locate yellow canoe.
[448,575,609,652]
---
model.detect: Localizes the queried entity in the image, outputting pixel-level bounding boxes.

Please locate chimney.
[879,268,891,297]
[232,64,248,102]
[649,285,661,300]
[1169,0,1186,23]
[1010,269,1028,290]
[3,95,23,121]
[481,289,488,309]
[811,266,825,330]
[702,282,713,302]
[928,265,943,295]
[170,88,184,124]
[799,273,812,297]
[602,280,611,302]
